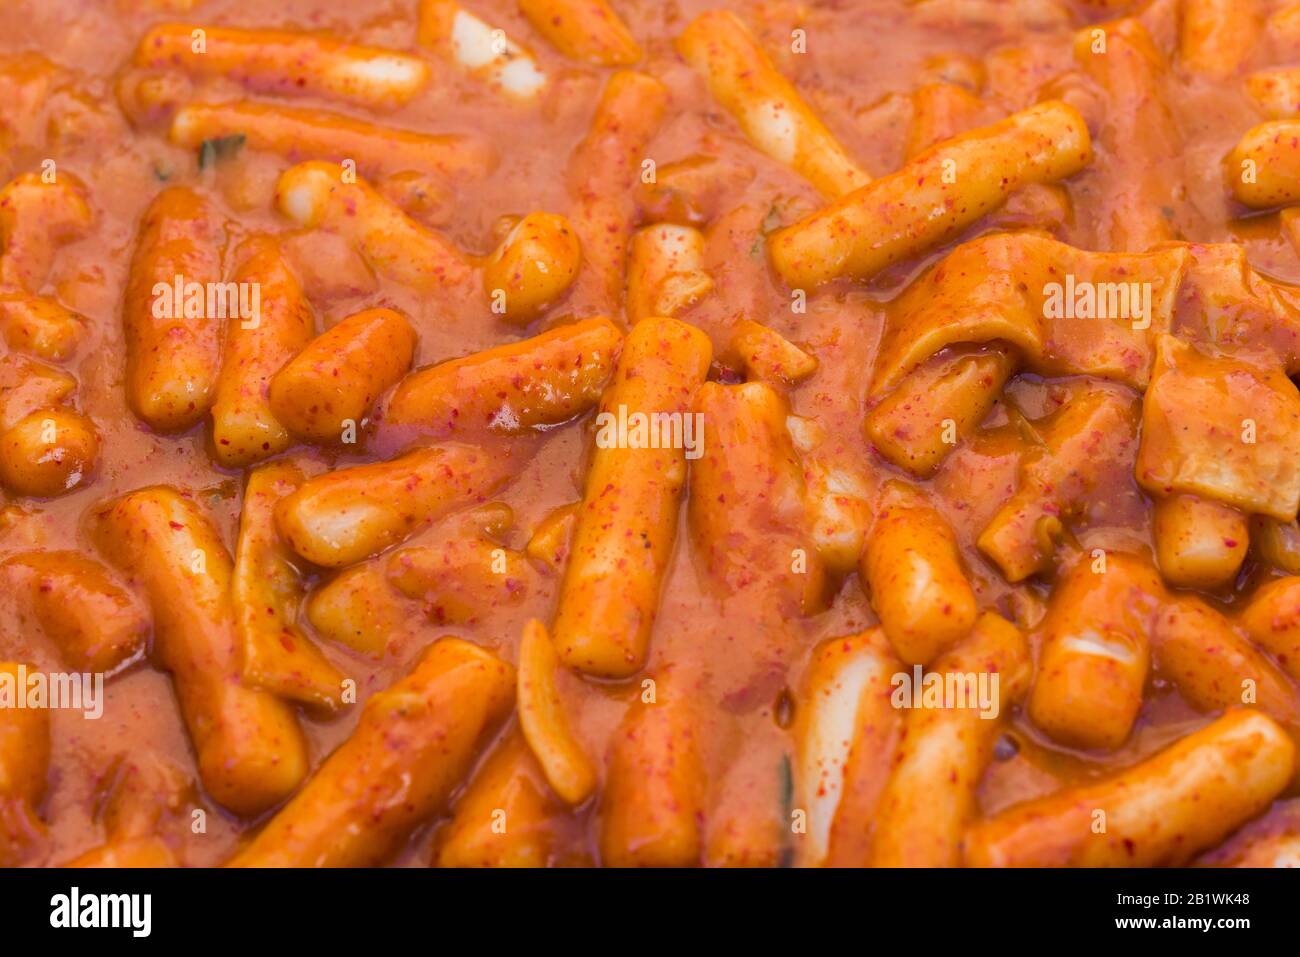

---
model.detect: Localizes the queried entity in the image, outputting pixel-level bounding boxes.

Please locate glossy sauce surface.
[2,0,1299,866]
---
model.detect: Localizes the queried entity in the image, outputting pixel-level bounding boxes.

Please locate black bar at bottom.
[0,867,1290,944]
